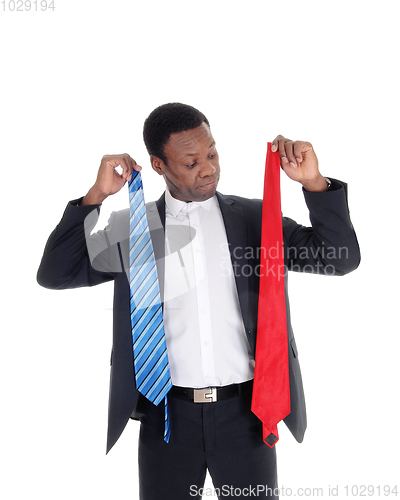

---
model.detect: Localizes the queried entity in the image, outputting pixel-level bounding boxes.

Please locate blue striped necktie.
[129,170,172,442]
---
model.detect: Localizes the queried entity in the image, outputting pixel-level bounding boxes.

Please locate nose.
[199,160,216,177]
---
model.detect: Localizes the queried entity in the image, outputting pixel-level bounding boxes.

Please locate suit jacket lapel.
[216,192,249,326]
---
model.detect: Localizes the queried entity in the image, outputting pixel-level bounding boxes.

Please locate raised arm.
[37,154,141,289]
[270,135,360,275]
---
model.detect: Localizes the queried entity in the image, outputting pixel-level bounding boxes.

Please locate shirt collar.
[165,188,215,217]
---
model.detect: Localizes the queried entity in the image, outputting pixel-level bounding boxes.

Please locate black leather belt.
[170,380,253,403]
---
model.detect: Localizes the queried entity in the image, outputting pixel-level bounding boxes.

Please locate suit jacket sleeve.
[283,179,360,275]
[37,197,117,289]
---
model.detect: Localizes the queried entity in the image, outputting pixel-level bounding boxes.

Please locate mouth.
[198,178,218,190]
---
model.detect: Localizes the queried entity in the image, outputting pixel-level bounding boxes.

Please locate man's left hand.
[271,135,328,192]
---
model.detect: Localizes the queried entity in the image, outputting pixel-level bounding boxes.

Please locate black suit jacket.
[37,180,360,453]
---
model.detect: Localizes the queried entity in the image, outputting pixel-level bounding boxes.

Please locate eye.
[187,161,197,168]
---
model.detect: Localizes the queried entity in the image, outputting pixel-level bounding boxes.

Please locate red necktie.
[251,142,290,447]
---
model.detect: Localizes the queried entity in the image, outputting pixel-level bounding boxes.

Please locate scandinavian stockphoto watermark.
[1,0,55,11]
[219,242,349,279]
[220,242,349,263]
[189,484,399,497]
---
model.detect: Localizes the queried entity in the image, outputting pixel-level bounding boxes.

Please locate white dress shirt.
[163,189,255,388]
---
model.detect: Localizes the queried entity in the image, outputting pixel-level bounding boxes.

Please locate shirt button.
[204,341,209,346]
[201,309,206,314]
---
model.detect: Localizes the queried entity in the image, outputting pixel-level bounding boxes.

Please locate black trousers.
[136,388,279,499]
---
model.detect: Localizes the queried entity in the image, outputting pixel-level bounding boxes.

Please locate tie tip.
[265,432,279,447]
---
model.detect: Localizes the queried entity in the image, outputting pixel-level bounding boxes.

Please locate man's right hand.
[80,154,142,206]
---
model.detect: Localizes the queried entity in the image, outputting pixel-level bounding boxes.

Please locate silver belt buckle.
[193,387,217,403]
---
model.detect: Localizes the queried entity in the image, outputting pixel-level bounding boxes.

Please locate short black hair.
[143,102,210,165]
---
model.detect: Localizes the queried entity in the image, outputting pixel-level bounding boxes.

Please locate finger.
[293,142,304,163]
[284,141,298,167]
[103,156,122,170]
[120,155,136,181]
[133,160,142,171]
[118,157,131,182]
[124,155,135,181]
[129,157,142,182]
[271,135,283,153]
[278,138,289,164]
[126,158,134,182]
[124,154,142,181]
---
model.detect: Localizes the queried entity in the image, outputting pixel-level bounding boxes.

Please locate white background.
[1,0,399,498]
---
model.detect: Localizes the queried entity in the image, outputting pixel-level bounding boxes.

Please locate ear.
[150,155,166,176]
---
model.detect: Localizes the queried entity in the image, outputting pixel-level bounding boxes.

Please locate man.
[37,103,360,499]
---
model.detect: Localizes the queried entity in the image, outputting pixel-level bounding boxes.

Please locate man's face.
[151,122,220,202]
